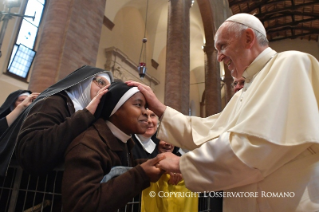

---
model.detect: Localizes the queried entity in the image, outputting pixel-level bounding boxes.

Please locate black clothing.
[62,119,150,212]
[0,90,31,137]
[17,91,95,176]
[0,65,113,176]
[95,81,137,119]
[131,134,159,161]
[0,118,8,137]
[172,146,182,156]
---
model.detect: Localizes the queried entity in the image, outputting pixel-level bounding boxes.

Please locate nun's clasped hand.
[141,154,166,182]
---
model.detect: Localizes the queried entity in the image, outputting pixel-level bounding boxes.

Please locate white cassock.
[157,47,319,212]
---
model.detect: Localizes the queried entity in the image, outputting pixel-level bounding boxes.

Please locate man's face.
[233,77,245,93]
[215,23,249,78]
[143,109,158,137]
[110,92,148,135]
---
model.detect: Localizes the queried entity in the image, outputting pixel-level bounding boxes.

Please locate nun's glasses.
[93,77,109,88]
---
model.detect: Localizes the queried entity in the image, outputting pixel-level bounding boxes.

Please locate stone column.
[164,0,191,115]
[204,44,221,116]
[29,0,106,92]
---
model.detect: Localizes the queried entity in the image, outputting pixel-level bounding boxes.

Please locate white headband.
[97,73,111,84]
[19,92,30,97]
[109,87,140,117]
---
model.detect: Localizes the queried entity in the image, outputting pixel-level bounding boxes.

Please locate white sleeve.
[180,132,263,192]
[157,107,198,150]
[180,132,311,192]
[157,106,220,150]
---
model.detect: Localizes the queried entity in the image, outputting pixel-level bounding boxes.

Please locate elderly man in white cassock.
[127,13,319,211]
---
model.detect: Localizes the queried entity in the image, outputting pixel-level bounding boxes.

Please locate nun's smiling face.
[143,109,158,137]
[90,76,110,99]
[110,92,148,135]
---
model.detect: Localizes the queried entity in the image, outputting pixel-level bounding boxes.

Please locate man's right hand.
[125,81,166,118]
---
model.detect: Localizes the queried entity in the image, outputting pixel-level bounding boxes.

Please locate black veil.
[0,90,31,119]
[0,65,113,176]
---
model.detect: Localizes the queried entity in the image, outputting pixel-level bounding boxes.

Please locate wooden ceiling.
[228,0,319,42]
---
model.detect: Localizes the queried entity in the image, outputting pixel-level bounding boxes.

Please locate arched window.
[7,0,45,79]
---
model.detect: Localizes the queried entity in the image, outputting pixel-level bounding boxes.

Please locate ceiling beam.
[267,26,319,33]
[255,2,319,18]
[259,11,319,22]
[229,0,285,8]
[265,17,318,30]
[269,32,319,42]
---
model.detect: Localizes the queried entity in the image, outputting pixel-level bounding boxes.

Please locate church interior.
[0,0,319,211]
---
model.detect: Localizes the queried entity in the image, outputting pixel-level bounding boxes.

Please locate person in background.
[158,140,181,156]
[232,76,245,93]
[131,109,159,162]
[0,65,113,177]
[0,90,39,137]
[62,81,164,212]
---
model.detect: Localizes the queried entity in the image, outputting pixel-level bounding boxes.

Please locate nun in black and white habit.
[62,81,163,212]
[0,90,32,136]
[0,65,113,176]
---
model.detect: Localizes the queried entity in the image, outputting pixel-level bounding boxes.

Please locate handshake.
[140,152,182,184]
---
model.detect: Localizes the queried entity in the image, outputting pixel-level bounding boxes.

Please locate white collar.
[242,47,276,83]
[106,121,131,143]
[253,47,273,63]
[134,134,157,154]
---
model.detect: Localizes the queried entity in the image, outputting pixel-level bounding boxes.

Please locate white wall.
[270,39,319,60]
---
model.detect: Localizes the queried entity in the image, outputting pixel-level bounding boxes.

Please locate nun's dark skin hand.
[86,84,110,115]
[141,154,166,182]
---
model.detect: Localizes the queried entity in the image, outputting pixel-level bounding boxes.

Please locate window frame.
[5,0,46,81]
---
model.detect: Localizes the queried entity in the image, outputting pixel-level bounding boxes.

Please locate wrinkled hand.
[125,81,166,118]
[86,84,110,115]
[141,154,166,182]
[168,172,183,185]
[18,92,40,109]
[156,152,181,174]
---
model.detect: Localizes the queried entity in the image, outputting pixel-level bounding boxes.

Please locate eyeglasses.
[93,77,109,88]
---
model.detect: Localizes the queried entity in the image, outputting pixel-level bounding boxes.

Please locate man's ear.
[244,28,256,49]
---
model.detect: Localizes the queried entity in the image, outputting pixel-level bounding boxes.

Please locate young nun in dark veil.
[62,81,164,212]
[0,65,113,177]
[0,90,39,137]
